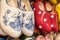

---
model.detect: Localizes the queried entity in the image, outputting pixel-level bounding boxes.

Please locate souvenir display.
[0,0,60,40]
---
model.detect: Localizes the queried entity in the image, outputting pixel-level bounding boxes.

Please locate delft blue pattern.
[3,12,9,25]
[25,18,33,30]
[23,13,34,31]
[9,15,22,30]
[3,16,8,25]
[3,9,22,31]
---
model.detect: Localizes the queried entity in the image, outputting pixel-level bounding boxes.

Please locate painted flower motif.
[3,15,8,26]
[3,10,10,25]
[25,18,33,29]
[9,15,22,31]
[23,14,34,31]
[3,9,22,31]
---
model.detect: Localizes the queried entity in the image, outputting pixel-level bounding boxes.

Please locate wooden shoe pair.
[34,1,58,32]
[0,0,34,38]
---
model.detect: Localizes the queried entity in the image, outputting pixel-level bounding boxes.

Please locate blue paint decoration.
[3,9,22,31]
[23,14,34,31]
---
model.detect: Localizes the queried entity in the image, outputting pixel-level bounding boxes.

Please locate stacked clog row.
[0,0,60,40]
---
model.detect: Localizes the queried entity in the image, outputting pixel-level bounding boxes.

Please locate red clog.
[50,10,58,32]
[34,2,51,32]
[44,2,58,32]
